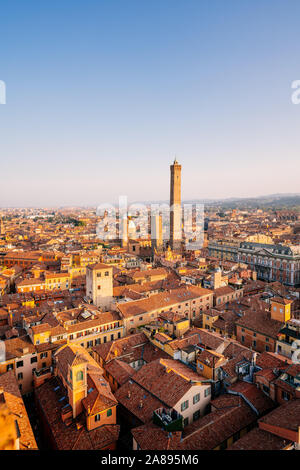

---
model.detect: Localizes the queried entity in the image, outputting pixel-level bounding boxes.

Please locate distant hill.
[135,194,300,210]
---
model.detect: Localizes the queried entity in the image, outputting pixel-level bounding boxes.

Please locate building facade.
[238,242,300,287]
[86,263,113,310]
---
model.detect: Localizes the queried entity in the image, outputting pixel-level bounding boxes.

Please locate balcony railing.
[34,366,52,377]
[153,407,183,432]
[69,324,125,342]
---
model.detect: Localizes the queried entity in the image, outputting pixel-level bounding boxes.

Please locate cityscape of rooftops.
[0,0,299,459]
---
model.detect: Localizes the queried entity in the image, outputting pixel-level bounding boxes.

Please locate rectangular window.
[95,414,100,422]
[282,391,290,401]
[193,393,200,404]
[17,372,23,380]
[181,400,189,411]
[16,361,23,368]
[193,410,200,421]
[204,388,211,397]
[263,385,269,395]
[31,356,37,364]
[6,364,13,371]
[107,408,112,417]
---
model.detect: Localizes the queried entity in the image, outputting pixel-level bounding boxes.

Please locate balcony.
[34,366,52,378]
[153,407,183,432]
[33,366,53,387]
[69,324,125,343]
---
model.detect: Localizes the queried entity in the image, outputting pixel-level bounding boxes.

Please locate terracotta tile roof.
[72,424,120,450]
[197,349,225,368]
[82,372,117,415]
[132,359,206,408]
[159,311,187,323]
[141,342,170,362]
[45,272,70,279]
[87,263,112,270]
[283,363,300,377]
[228,427,292,450]
[259,399,300,433]
[211,393,242,410]
[213,286,236,297]
[153,332,172,344]
[114,380,164,423]
[35,376,119,449]
[168,334,200,351]
[113,279,176,297]
[30,323,51,334]
[104,359,135,386]
[183,328,225,350]
[131,268,169,280]
[92,332,148,363]
[236,309,283,338]
[222,341,255,360]
[255,351,292,370]
[117,286,213,319]
[228,381,275,415]
[0,370,37,449]
[132,399,256,450]
[132,422,182,449]
[179,401,256,450]
[4,335,37,360]
[117,288,144,300]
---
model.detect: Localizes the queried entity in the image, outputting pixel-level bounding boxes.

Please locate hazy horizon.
[1,0,300,206]
[0,192,300,210]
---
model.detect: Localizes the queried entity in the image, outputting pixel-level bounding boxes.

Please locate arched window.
[76,370,84,381]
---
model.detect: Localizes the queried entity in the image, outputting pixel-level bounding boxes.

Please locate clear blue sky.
[1,0,300,207]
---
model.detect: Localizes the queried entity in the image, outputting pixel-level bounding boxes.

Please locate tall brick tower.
[170,158,182,251]
[0,217,4,237]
